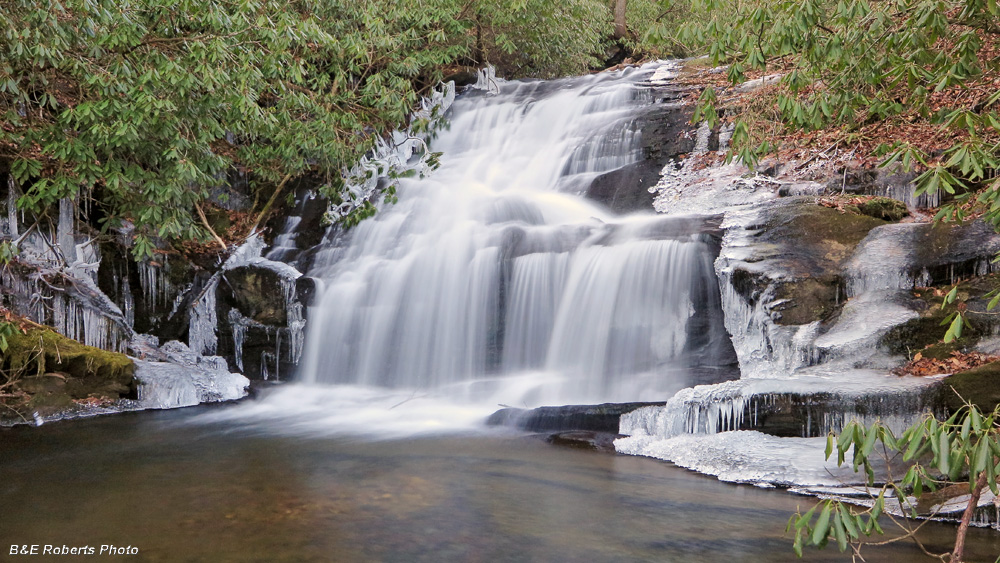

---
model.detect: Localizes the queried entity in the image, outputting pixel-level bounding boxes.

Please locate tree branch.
[194,201,228,252]
[247,173,293,236]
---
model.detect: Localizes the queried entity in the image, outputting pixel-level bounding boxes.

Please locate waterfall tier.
[296,63,737,405]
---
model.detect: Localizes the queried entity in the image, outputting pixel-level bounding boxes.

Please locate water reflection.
[2,408,997,562]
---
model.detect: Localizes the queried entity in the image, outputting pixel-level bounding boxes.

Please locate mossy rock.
[849,197,908,222]
[761,202,887,271]
[2,327,135,417]
[939,361,1000,414]
[881,273,1000,357]
[772,276,843,325]
[204,206,232,237]
[749,201,886,326]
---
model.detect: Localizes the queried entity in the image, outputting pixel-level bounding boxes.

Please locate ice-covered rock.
[134,341,249,409]
[616,431,868,487]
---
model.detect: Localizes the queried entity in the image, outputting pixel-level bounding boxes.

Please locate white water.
[295,62,734,406]
[198,64,951,496]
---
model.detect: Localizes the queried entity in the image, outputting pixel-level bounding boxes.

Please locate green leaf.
[832,509,848,551]
[937,432,950,476]
[945,285,958,304]
[837,504,858,539]
[810,503,832,545]
[973,436,990,476]
[870,490,884,520]
[944,313,963,343]
[860,425,878,457]
[903,425,926,461]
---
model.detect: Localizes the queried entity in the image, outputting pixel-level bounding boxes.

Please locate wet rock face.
[910,221,1000,286]
[212,261,306,382]
[221,266,292,325]
[726,199,885,327]
[486,402,665,433]
[586,90,698,213]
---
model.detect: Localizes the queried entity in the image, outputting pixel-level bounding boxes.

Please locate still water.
[2,406,998,562]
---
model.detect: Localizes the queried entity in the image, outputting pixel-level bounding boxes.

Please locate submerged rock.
[545,431,624,453]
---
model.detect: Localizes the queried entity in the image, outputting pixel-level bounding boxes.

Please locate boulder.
[939,361,1000,414]
[222,265,294,325]
[487,402,665,433]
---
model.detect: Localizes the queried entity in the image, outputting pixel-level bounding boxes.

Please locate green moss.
[2,327,135,418]
[773,277,842,325]
[850,197,908,222]
[4,328,133,382]
[940,361,1000,413]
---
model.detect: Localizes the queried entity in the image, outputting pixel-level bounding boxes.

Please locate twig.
[388,391,426,410]
[247,173,293,236]
[195,201,228,252]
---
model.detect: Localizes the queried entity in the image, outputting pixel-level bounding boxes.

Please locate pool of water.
[2,406,998,562]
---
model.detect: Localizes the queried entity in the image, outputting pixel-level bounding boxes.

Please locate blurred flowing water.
[297,64,735,408]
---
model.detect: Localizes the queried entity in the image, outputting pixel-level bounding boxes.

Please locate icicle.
[57,197,76,265]
[4,175,19,239]
[121,278,135,329]
[138,257,172,310]
[285,302,305,364]
[189,278,219,355]
[228,309,250,372]
[692,120,712,155]
[472,65,501,94]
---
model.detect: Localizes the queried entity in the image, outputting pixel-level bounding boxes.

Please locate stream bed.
[2,406,998,562]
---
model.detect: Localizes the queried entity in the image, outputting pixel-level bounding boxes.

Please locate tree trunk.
[475,20,484,66]
[613,0,628,40]
[949,471,989,563]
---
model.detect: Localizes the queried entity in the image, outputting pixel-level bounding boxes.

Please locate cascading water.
[294,64,735,407]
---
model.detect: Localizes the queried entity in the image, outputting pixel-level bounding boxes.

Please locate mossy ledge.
[1,326,135,421]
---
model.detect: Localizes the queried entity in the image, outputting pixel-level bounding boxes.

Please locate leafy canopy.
[660,0,999,227]
[0,0,616,260]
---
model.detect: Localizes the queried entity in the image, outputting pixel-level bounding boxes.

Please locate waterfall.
[297,63,735,405]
